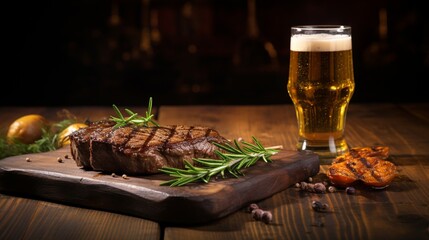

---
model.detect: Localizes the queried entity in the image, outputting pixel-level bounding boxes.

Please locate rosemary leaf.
[112,104,124,119]
[110,97,159,128]
[193,158,224,167]
[159,137,281,187]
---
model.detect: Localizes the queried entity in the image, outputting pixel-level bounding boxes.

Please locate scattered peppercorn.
[328,186,336,193]
[247,203,273,224]
[111,173,117,177]
[345,187,356,195]
[26,157,31,162]
[296,180,331,194]
[261,211,273,224]
[57,157,63,163]
[314,183,326,193]
[122,174,128,179]
[308,177,313,183]
[252,209,264,221]
[64,154,69,159]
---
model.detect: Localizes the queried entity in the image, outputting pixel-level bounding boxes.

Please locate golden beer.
[287,26,355,161]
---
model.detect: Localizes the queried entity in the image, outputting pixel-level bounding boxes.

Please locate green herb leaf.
[159,137,281,187]
[110,97,159,128]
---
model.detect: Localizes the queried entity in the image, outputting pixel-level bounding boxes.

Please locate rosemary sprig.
[27,128,59,153]
[159,137,281,187]
[110,97,159,128]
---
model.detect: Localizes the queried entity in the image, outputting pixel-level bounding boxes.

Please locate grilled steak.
[69,120,229,175]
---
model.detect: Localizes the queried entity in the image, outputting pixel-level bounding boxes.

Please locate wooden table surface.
[1,103,428,240]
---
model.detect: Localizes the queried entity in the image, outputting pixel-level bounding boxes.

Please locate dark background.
[11,0,429,106]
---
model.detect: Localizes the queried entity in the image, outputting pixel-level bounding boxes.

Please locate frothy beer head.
[290,34,351,52]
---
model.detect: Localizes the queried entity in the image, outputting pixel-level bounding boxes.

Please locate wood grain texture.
[345,103,429,156]
[0,148,319,225]
[0,194,160,240]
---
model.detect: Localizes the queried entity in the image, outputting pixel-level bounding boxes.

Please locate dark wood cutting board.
[0,147,319,225]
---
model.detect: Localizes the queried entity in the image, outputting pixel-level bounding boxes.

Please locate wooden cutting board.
[0,147,319,225]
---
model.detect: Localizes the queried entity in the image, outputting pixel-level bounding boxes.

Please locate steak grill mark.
[345,157,384,183]
[163,125,177,149]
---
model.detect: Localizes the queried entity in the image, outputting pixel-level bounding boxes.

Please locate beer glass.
[287,25,355,161]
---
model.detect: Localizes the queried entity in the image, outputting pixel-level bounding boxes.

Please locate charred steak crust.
[69,120,115,169]
[69,121,229,175]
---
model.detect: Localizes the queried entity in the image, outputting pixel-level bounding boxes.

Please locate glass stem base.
[296,138,349,164]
